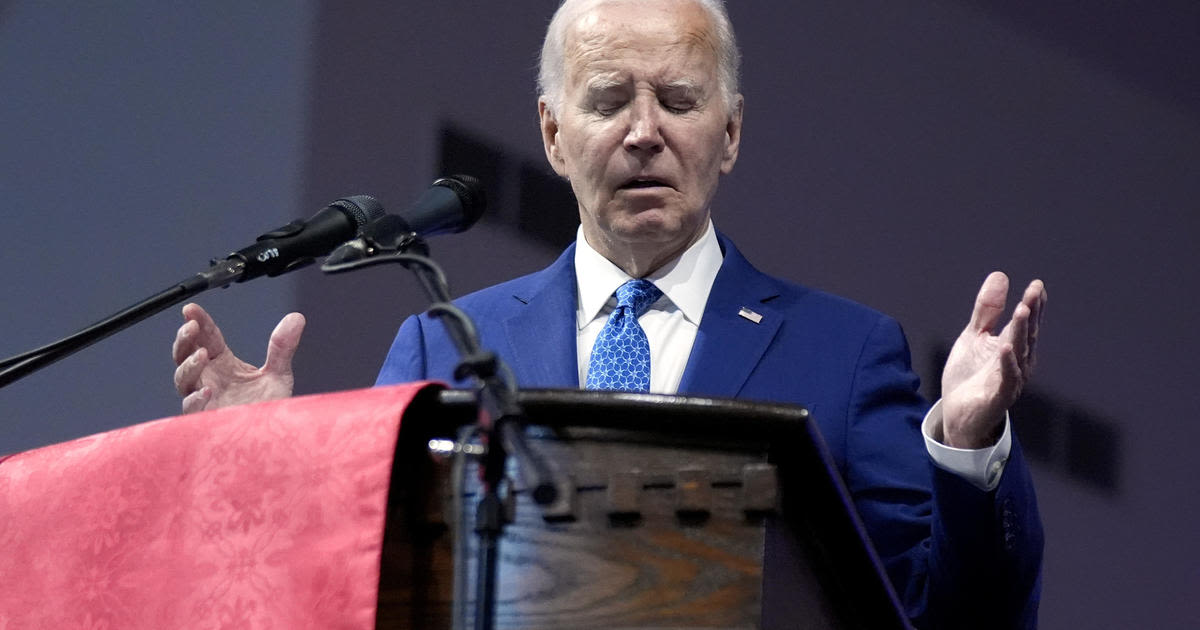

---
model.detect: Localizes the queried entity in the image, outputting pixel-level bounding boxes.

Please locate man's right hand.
[171,303,304,414]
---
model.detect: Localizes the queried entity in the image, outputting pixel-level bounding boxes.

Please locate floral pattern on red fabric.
[0,383,435,629]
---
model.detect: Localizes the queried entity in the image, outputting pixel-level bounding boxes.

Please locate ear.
[539,98,569,178]
[719,93,744,174]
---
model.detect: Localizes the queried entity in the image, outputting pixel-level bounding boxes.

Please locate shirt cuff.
[921,399,1012,492]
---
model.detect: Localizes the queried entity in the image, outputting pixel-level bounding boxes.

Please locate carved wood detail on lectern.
[378,425,776,629]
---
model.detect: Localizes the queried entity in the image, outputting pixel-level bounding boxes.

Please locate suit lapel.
[497,236,785,395]
[679,235,783,398]
[502,245,580,388]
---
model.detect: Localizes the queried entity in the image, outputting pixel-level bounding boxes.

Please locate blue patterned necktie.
[586,279,663,392]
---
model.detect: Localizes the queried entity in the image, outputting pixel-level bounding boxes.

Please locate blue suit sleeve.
[844,316,1042,629]
[375,314,428,386]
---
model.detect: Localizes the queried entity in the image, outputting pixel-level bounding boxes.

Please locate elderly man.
[173,0,1046,627]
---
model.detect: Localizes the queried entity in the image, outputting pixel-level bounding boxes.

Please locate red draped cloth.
[0,383,435,629]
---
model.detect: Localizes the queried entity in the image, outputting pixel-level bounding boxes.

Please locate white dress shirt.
[573,220,1011,490]
[575,221,722,394]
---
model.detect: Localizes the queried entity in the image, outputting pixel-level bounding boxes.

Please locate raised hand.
[171,303,305,414]
[940,272,1047,449]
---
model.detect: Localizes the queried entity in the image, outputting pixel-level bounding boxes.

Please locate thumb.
[263,312,306,375]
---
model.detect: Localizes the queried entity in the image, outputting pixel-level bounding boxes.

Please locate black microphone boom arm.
[0,196,382,390]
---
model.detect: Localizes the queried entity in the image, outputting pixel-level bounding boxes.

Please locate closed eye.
[586,79,631,116]
[595,100,626,116]
[661,99,697,114]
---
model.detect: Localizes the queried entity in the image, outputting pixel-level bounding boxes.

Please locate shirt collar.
[574,220,723,329]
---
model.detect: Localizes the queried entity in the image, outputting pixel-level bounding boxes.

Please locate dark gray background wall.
[0,2,314,441]
[1,1,1196,627]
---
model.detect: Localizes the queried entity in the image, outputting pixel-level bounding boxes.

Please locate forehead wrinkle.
[572,23,716,64]
[677,27,719,64]
[563,4,720,89]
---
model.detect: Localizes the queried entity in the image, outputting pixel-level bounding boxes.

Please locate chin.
[612,212,702,246]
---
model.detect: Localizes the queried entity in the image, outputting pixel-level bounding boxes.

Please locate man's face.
[539,0,743,272]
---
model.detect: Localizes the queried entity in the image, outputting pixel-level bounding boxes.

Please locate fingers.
[993,278,1047,380]
[172,319,196,366]
[1001,301,1031,377]
[173,303,228,365]
[174,346,208,396]
[181,386,213,414]
[996,342,1022,406]
[968,271,1010,334]
[263,313,306,376]
[1021,279,1046,372]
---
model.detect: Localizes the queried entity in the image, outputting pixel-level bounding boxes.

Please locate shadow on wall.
[439,122,577,251]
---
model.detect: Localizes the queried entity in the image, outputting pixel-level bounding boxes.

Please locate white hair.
[537,0,741,114]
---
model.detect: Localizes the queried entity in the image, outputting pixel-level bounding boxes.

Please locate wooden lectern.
[381,388,911,629]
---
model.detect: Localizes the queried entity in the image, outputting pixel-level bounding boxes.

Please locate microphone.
[213,195,385,284]
[325,176,486,264]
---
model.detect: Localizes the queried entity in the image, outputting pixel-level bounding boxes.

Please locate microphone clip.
[360,221,430,258]
[322,216,430,271]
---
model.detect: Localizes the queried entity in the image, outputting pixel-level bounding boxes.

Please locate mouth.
[618,177,673,191]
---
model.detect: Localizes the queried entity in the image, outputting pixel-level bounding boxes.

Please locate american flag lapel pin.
[737,307,763,324]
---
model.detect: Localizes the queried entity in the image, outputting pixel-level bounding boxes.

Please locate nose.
[623,96,664,154]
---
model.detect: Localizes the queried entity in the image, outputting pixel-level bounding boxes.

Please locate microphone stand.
[0,260,245,390]
[321,235,557,630]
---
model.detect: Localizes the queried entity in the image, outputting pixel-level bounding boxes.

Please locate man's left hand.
[940,272,1047,449]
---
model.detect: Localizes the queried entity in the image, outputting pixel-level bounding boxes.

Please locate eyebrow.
[584,74,627,92]
[584,76,704,97]
[661,82,704,106]
[661,79,701,93]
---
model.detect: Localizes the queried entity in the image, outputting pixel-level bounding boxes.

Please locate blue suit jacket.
[377,234,1043,629]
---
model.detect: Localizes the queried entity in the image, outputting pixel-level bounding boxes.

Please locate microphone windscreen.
[330,195,386,229]
[411,175,485,236]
